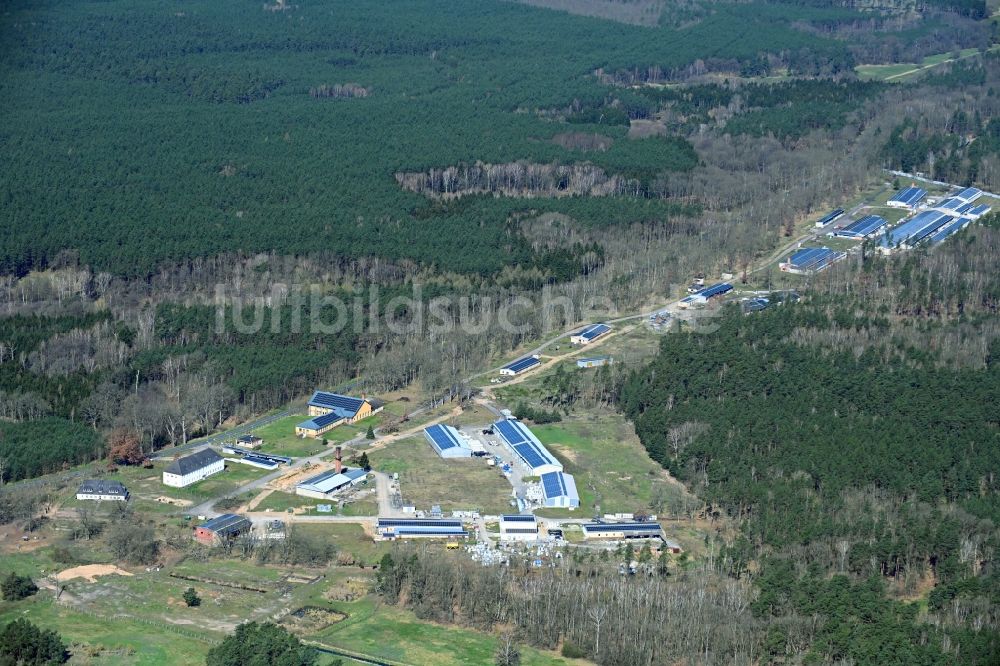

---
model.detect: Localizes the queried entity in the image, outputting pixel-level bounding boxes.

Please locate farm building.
[424,424,472,459]
[76,479,129,502]
[376,518,468,539]
[951,187,982,203]
[295,411,345,438]
[829,215,888,240]
[743,297,770,314]
[570,323,611,345]
[193,514,252,545]
[678,282,733,308]
[163,448,225,488]
[577,356,612,369]
[886,186,926,209]
[935,198,992,220]
[222,447,291,465]
[493,419,563,475]
[500,514,539,542]
[295,467,368,499]
[233,454,280,470]
[306,391,384,422]
[780,247,846,275]
[499,355,541,376]
[877,211,958,253]
[540,471,580,508]
[581,522,664,541]
[814,208,844,228]
[235,434,263,449]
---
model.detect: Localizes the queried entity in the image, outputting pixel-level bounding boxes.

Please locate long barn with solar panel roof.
[424,424,472,458]
[570,323,611,345]
[887,186,926,209]
[829,214,888,240]
[780,247,845,275]
[499,355,541,376]
[493,419,562,475]
[296,390,384,437]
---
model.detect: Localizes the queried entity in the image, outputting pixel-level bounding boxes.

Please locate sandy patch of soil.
[55,565,133,583]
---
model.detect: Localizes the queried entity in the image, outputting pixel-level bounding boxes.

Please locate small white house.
[163,448,225,488]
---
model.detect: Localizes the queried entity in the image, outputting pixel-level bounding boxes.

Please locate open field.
[253,414,332,457]
[856,47,983,81]
[252,489,379,518]
[312,597,586,666]
[293,524,390,566]
[369,435,515,514]
[531,413,691,517]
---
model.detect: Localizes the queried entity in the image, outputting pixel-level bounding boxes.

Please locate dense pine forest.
[621,223,1000,664]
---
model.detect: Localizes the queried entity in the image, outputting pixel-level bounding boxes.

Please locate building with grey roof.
[163,448,225,488]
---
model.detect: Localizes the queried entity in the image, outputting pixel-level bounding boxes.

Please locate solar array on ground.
[888,186,926,207]
[503,356,540,373]
[832,214,887,239]
[787,247,844,273]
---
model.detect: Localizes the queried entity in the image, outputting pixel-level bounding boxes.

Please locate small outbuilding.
[194,514,252,545]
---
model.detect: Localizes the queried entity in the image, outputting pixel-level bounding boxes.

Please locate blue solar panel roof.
[954,187,982,202]
[501,514,536,522]
[930,218,968,244]
[698,283,733,299]
[834,215,887,238]
[582,522,662,533]
[889,186,926,206]
[425,424,463,451]
[881,211,951,248]
[309,391,364,412]
[377,518,463,528]
[299,411,343,430]
[503,356,540,373]
[495,420,561,471]
[816,208,845,226]
[577,323,611,341]
[540,471,578,501]
[788,247,843,272]
[968,204,991,216]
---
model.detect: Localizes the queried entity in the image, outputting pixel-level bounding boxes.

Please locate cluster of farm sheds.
[780,185,993,276]
[75,382,675,553]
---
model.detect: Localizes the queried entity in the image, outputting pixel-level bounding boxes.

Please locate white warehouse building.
[162,448,225,488]
[499,514,540,542]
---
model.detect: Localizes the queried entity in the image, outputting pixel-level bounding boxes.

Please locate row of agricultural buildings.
[782,185,994,275]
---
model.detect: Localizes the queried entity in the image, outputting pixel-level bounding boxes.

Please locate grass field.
[312,598,585,666]
[369,435,514,514]
[530,413,690,517]
[292,524,389,566]
[253,489,378,518]
[253,414,339,457]
[856,47,982,81]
